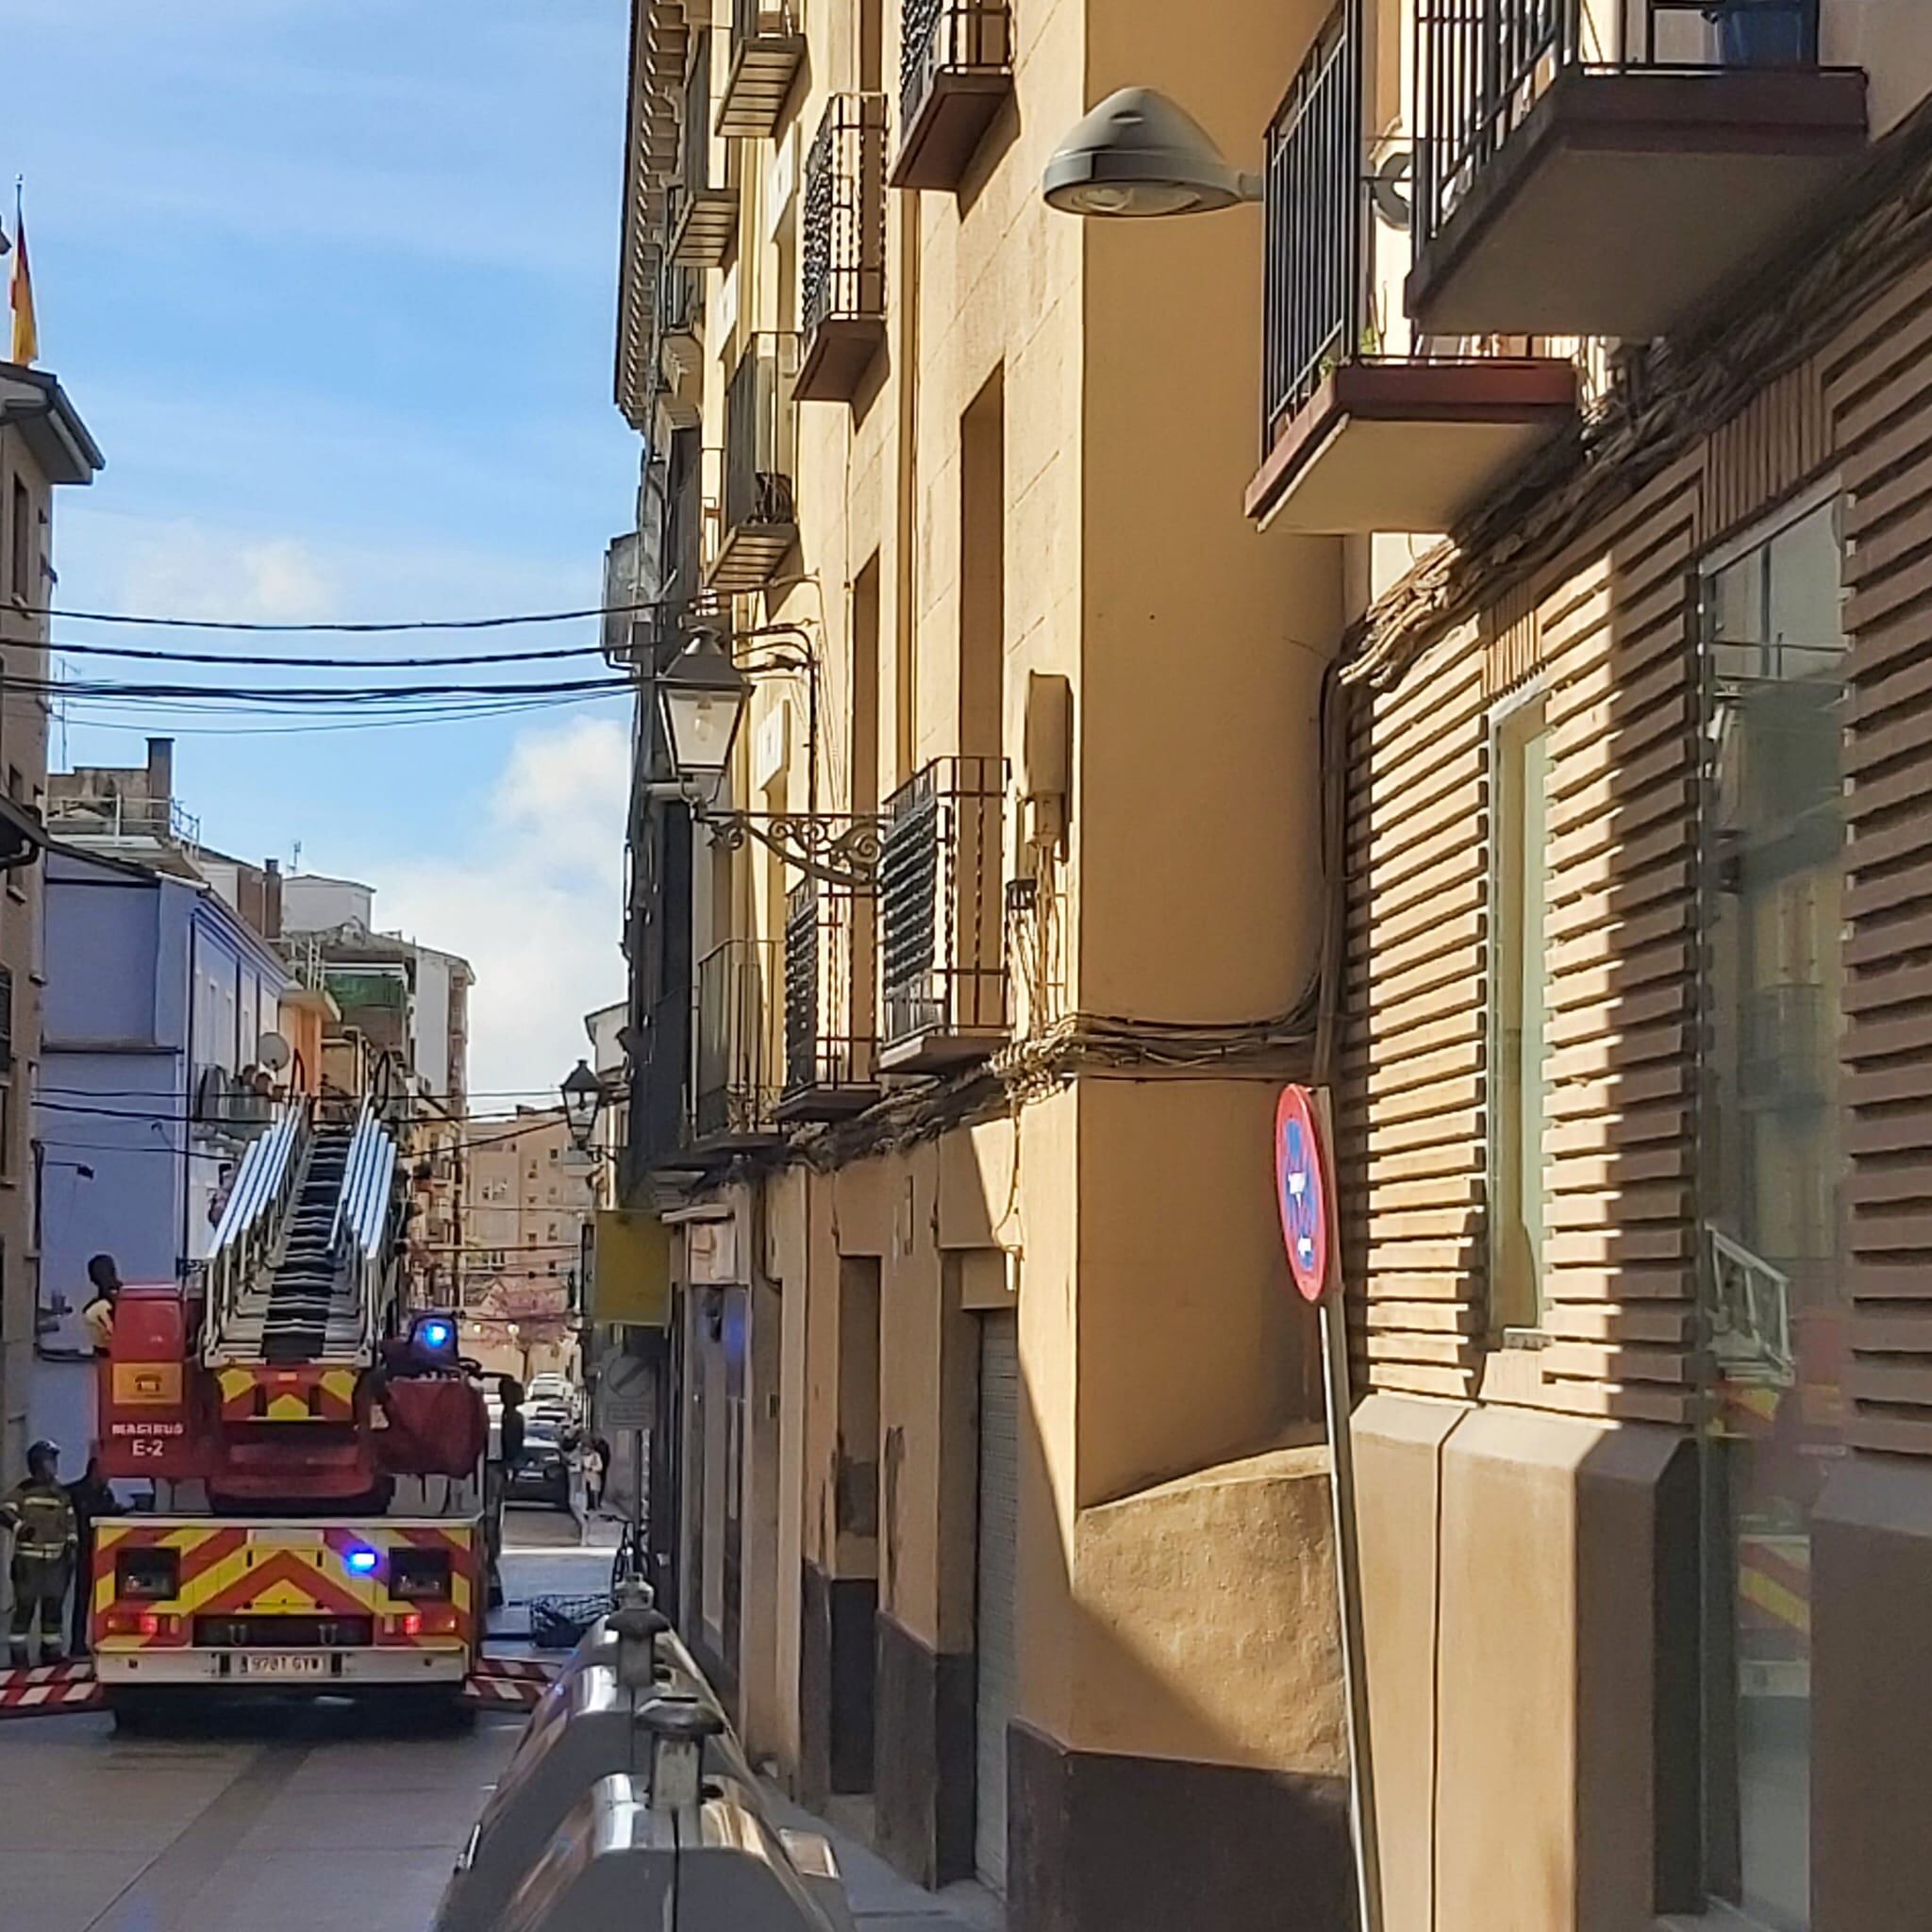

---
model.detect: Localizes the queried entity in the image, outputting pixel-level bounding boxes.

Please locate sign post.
[598,1352,655,1585]
[1275,1085,1383,1932]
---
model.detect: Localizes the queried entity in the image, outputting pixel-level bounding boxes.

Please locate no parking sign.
[1274,1084,1333,1305]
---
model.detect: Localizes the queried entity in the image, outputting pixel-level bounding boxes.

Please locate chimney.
[264,858,283,941]
[146,738,175,811]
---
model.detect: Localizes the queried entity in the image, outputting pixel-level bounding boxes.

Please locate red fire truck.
[92,1100,489,1723]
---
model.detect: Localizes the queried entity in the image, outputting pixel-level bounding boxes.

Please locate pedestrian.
[581,1438,606,1514]
[1,1442,78,1666]
[65,1453,120,1657]
[81,1255,122,1355]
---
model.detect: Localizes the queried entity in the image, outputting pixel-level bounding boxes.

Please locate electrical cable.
[13,583,806,635]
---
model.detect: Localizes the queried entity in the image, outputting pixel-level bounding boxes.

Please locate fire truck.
[91,1098,490,1723]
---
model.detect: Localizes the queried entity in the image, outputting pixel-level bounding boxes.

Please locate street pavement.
[0,1512,995,1932]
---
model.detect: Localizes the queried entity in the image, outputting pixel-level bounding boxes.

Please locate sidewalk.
[763,1791,1003,1932]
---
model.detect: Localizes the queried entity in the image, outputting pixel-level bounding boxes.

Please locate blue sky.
[2,0,640,1098]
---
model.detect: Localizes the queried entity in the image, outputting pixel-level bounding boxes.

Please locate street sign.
[1274,1084,1333,1305]
[598,1353,656,1432]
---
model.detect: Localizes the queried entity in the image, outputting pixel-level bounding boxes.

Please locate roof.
[0,361,104,485]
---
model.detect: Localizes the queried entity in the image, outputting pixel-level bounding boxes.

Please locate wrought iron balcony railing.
[1245,3,1580,534]
[692,938,783,1145]
[708,333,800,592]
[878,756,1008,1070]
[799,92,888,402]
[780,879,880,1120]
[1261,9,1362,443]
[1407,0,1861,339]
[891,0,1012,191]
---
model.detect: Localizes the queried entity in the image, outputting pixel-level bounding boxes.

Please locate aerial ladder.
[90,1095,489,1724]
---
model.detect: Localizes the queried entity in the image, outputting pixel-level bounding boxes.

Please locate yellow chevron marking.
[1740,1566,1811,1636]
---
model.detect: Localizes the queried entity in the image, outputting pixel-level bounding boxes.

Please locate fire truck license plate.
[237,1653,330,1679]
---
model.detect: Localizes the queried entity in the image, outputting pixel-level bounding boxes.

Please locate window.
[9,479,29,603]
[1489,686,1552,1334]
[1699,491,1847,1932]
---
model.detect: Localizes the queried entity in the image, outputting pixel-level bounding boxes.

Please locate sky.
[1,0,641,1103]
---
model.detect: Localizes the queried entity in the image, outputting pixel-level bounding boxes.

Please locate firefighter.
[2,1441,79,1665]
[66,1454,120,1657]
[81,1255,122,1355]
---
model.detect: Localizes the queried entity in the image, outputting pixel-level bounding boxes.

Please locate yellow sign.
[589,1209,673,1329]
[112,1362,183,1407]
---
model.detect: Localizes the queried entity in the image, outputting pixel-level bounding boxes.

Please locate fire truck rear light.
[102,1610,164,1639]
[398,1612,423,1638]
[420,1606,460,1636]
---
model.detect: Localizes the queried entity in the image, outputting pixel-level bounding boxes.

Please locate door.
[974,1311,1019,1893]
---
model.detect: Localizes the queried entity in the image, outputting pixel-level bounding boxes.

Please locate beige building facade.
[1214,2,1932,1928]
[0,360,99,1486]
[615,0,1356,1923]
[613,0,1932,1926]
[462,1108,595,1383]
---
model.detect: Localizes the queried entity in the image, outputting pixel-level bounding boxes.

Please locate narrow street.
[3,1516,993,1932]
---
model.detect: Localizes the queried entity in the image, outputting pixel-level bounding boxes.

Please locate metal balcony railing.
[879,757,1008,1059]
[693,938,782,1142]
[781,880,879,1115]
[800,92,888,398]
[893,0,1012,189]
[1416,0,1823,253]
[1261,8,1363,443]
[708,334,800,591]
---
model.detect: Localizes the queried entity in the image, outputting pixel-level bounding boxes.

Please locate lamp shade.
[1041,88,1257,218]
[560,1058,603,1151]
[658,629,748,809]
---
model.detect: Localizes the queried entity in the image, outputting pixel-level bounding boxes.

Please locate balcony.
[879,757,1008,1072]
[670,44,737,269]
[658,259,704,429]
[691,939,784,1152]
[707,333,800,593]
[891,0,1012,192]
[716,0,806,142]
[778,880,882,1122]
[1244,10,1578,535]
[1408,0,1867,341]
[668,176,738,271]
[798,93,889,403]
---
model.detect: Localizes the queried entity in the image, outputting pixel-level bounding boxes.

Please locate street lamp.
[650,623,882,890]
[656,628,750,812]
[560,1059,603,1155]
[1041,88,1261,218]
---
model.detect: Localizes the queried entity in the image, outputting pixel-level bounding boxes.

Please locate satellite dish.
[257,1030,291,1072]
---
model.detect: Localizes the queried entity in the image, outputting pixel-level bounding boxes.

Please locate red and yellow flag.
[9,195,38,366]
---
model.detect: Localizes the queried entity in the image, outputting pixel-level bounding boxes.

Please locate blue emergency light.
[345,1546,380,1575]
[420,1318,453,1350]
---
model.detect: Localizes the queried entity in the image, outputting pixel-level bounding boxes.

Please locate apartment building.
[461,1108,596,1383]
[1146,1,1931,1927]
[0,359,99,1486]
[612,2,1356,1924]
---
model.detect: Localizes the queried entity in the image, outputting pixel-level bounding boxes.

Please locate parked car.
[505,1423,572,1510]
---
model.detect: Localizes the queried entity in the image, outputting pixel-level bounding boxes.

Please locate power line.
[19,592,705,636]
[36,636,611,670]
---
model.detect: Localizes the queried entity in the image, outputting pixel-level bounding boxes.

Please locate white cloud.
[110,520,336,624]
[369,714,632,1102]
